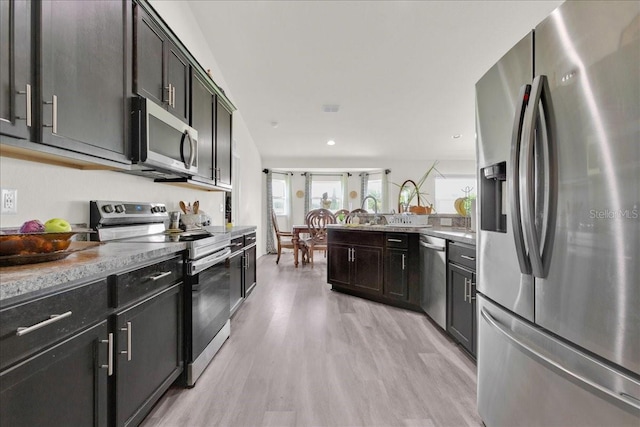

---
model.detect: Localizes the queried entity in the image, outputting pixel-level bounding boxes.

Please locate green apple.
[44,218,72,233]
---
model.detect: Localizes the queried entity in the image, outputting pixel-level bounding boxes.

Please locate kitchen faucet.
[361,195,380,224]
[361,195,379,213]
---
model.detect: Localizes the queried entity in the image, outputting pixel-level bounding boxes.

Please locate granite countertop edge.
[327,224,476,245]
[0,242,188,305]
[0,225,259,304]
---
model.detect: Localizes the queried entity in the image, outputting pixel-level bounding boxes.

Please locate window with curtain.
[310,175,343,211]
[364,172,383,211]
[272,176,288,215]
[435,175,476,214]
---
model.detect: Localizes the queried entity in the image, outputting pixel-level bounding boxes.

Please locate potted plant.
[393,160,443,214]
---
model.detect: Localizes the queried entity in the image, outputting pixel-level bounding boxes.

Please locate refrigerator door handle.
[509,83,532,274]
[481,308,640,411]
[522,75,556,278]
[537,75,558,279]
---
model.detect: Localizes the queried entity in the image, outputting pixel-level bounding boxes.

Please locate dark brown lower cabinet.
[328,229,422,310]
[115,283,183,427]
[243,233,257,296]
[327,230,384,298]
[384,247,409,300]
[0,321,109,427]
[447,241,477,357]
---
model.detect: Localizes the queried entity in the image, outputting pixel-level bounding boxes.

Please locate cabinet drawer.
[448,242,476,270]
[328,229,384,247]
[385,233,408,248]
[0,279,109,370]
[244,232,257,247]
[113,255,183,307]
[230,236,244,253]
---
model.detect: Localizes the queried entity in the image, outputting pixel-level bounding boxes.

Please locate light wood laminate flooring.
[142,253,481,427]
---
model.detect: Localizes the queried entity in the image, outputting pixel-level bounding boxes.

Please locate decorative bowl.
[180,214,202,229]
[0,229,93,256]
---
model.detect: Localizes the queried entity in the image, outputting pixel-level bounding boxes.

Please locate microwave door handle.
[188,131,196,169]
[180,130,196,169]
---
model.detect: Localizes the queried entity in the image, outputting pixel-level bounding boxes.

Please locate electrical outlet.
[441,217,452,227]
[1,189,18,214]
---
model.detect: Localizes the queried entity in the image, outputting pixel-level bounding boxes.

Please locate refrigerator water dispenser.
[480,161,507,233]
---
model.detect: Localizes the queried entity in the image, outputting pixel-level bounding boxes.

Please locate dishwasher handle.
[420,241,445,251]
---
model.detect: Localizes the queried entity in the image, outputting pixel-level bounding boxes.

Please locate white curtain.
[265,170,276,254]
[342,173,349,210]
[360,172,369,210]
[284,172,293,229]
[382,170,390,213]
[304,173,311,216]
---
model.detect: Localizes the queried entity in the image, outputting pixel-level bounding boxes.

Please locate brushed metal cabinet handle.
[165,84,172,105]
[43,95,57,134]
[16,84,32,127]
[402,253,406,270]
[100,332,114,376]
[388,238,402,243]
[16,311,72,336]
[120,321,132,361]
[463,279,468,303]
[171,85,176,108]
[461,254,475,261]
[150,271,172,281]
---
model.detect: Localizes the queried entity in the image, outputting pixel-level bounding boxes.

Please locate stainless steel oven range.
[90,200,231,387]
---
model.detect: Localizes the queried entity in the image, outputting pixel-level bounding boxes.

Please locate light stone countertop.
[203,225,257,238]
[0,225,259,305]
[327,224,476,245]
[0,241,187,305]
[424,228,476,245]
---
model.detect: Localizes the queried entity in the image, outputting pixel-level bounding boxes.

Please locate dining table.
[291,224,312,267]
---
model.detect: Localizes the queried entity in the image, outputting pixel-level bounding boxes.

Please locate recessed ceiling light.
[327,140,336,146]
[322,104,340,113]
[452,134,462,139]
[270,121,279,128]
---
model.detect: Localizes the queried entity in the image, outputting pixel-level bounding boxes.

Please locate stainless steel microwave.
[130,96,198,178]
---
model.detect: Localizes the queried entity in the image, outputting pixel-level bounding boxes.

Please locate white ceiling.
[187,0,563,163]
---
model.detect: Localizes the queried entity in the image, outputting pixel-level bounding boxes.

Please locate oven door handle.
[189,247,231,275]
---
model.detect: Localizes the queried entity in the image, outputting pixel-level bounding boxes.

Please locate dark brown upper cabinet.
[215,97,232,190]
[190,69,215,183]
[39,0,130,164]
[0,0,33,141]
[134,3,189,123]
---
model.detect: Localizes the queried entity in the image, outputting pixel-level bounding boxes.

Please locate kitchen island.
[327,224,476,311]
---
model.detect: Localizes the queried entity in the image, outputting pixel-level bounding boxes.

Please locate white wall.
[263,157,476,226]
[0,157,225,228]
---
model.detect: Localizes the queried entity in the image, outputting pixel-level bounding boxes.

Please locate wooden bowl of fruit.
[0,219,91,256]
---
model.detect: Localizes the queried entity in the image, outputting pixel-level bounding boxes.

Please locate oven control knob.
[150,206,158,213]
[102,204,115,214]
[160,206,166,212]
[115,204,125,213]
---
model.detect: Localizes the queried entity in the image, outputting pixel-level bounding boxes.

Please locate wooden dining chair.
[271,210,295,264]
[346,208,367,223]
[303,208,336,265]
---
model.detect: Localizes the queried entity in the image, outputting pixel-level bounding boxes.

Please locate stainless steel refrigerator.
[475,1,640,425]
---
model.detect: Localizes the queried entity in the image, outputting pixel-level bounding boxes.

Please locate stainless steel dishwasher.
[419,234,447,329]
